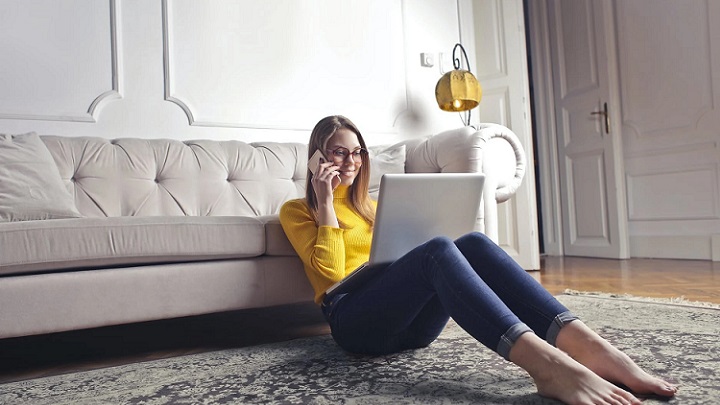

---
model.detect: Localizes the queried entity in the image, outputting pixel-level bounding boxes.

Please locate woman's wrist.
[317,202,339,228]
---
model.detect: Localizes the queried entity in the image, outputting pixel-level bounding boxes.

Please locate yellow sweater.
[279,186,374,304]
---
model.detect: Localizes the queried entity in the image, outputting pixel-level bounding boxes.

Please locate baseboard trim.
[630,235,718,261]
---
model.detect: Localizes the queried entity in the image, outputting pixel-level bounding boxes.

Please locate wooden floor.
[537,256,720,303]
[1,256,719,384]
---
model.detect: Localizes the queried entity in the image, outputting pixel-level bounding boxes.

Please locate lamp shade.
[435,69,482,112]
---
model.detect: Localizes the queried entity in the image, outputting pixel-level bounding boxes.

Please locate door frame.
[526,0,563,255]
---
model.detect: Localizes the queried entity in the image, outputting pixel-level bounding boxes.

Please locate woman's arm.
[279,200,347,283]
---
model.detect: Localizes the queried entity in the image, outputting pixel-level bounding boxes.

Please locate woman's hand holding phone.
[308,150,341,200]
[309,149,341,228]
[307,149,324,175]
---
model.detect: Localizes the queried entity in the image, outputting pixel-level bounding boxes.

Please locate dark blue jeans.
[321,232,577,359]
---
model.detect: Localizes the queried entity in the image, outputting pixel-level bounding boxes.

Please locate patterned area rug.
[2,294,719,404]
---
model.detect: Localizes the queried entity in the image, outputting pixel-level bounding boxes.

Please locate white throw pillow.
[368,144,406,199]
[0,132,82,221]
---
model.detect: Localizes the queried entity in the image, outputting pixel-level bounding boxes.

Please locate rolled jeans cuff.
[546,310,579,347]
[497,322,533,361]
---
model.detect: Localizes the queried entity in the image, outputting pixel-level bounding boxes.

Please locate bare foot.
[510,333,642,405]
[556,321,678,398]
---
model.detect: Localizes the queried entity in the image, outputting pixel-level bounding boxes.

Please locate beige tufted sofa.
[0,124,525,339]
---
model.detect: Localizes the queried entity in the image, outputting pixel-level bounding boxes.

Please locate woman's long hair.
[305,115,375,228]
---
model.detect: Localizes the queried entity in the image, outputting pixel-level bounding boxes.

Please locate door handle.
[591,102,610,134]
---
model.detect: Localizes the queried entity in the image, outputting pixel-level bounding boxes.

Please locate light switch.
[420,53,434,67]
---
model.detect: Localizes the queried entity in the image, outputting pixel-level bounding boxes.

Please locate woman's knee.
[427,235,455,247]
[416,236,462,276]
[426,233,494,253]
[455,231,494,248]
[453,232,505,265]
[423,236,458,256]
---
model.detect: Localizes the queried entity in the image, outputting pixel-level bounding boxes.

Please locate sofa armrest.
[402,126,482,173]
[477,123,527,203]
[400,124,527,242]
[475,124,527,242]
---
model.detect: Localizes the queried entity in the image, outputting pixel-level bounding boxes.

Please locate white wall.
[0,0,466,144]
[0,0,540,265]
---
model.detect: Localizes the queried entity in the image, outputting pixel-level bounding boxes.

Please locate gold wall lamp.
[435,43,482,126]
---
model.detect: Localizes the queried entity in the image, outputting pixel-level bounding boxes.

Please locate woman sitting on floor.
[280,115,677,405]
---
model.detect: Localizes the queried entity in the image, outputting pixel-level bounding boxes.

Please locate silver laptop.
[324,173,485,297]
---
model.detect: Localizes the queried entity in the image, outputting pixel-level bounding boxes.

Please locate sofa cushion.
[0,132,82,222]
[403,126,482,173]
[0,216,265,276]
[259,215,297,257]
[41,136,306,218]
[368,143,406,198]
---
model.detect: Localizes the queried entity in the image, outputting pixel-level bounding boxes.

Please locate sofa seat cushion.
[259,215,297,257]
[0,216,265,276]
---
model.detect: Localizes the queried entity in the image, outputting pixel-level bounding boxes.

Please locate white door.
[460,0,540,269]
[546,0,629,258]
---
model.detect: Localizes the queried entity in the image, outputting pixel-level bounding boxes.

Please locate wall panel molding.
[626,166,719,221]
[0,0,120,123]
[624,140,717,160]
[631,235,714,260]
[161,0,195,126]
[162,0,408,132]
[88,0,121,120]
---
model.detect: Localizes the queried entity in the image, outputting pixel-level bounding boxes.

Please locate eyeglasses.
[325,147,367,162]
